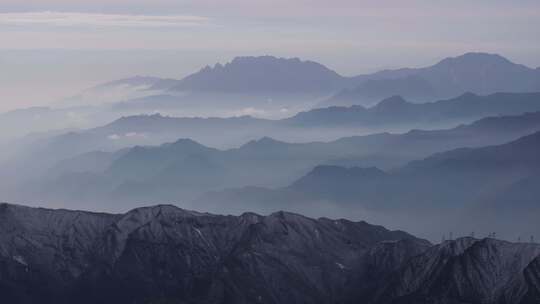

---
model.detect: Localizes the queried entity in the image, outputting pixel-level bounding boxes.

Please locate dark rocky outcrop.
[1,203,539,304]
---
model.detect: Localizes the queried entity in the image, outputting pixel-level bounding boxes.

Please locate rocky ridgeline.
[0,203,538,304]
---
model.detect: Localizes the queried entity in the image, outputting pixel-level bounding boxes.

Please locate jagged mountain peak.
[169,55,344,93]
[225,55,335,72]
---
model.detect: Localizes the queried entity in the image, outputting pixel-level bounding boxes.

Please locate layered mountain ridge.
[158,53,540,101]
[8,110,540,215]
[195,129,540,240]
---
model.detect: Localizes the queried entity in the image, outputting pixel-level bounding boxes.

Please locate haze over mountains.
[2,108,539,243]
[110,52,540,113]
[1,52,539,143]
[323,52,540,106]
[287,92,540,129]
[7,91,539,169]
[197,129,540,240]
[149,52,540,107]
[0,50,539,304]
[2,0,540,300]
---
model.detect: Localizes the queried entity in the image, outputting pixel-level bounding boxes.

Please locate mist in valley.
[1,59,540,242]
[1,2,540,303]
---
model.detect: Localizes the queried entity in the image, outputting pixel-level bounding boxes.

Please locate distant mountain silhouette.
[16,110,540,213]
[237,129,540,212]
[48,53,540,119]
[54,52,540,113]
[161,53,540,101]
[106,138,219,181]
[162,56,346,93]
[325,76,437,106]
[288,92,540,129]
[109,56,348,113]
[423,53,540,94]
[101,92,540,144]
[195,129,540,240]
[7,91,539,149]
[324,52,540,106]
[288,166,388,203]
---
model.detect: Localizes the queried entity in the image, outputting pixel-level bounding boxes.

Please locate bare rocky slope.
[0,203,539,304]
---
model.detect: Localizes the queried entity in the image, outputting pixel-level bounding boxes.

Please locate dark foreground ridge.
[0,203,539,304]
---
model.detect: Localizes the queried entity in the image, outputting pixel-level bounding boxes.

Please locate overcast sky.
[1,0,539,111]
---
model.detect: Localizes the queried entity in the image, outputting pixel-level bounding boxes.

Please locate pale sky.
[1,0,539,111]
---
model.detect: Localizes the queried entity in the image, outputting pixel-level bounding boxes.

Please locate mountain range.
[4,91,539,165]
[197,129,540,240]
[161,56,347,93]
[2,53,539,143]
[156,53,540,104]
[7,110,540,218]
[60,52,540,114]
[0,203,538,304]
[2,50,540,303]
[12,91,540,172]
[323,52,540,106]
[287,92,540,129]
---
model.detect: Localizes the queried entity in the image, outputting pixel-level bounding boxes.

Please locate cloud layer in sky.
[0,11,209,28]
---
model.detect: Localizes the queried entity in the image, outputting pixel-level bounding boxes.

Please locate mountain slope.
[371,238,540,304]
[522,255,540,303]
[292,130,540,211]
[292,92,540,128]
[0,203,423,304]
[1,203,539,304]
[324,76,437,106]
